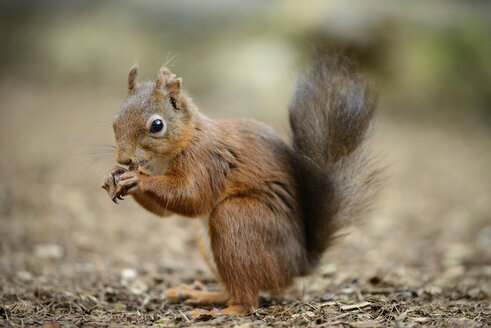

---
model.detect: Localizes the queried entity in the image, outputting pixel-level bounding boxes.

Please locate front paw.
[102,167,127,203]
[112,170,146,202]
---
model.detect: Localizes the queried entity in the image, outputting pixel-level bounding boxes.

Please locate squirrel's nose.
[116,153,134,166]
[118,158,133,166]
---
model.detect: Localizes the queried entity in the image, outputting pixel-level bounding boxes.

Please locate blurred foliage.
[1,0,490,127]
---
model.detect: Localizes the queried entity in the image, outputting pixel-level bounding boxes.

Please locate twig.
[179,311,190,323]
[340,302,371,311]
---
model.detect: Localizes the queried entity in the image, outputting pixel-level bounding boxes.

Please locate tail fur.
[289,55,382,269]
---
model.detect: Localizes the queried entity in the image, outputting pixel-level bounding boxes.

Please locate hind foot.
[165,281,229,305]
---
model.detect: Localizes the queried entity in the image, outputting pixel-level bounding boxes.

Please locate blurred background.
[0,0,490,325]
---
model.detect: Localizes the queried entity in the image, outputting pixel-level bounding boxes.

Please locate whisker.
[80,144,116,157]
[89,143,116,149]
[82,152,114,161]
[73,154,115,171]
[85,149,115,154]
[68,138,117,166]
[163,52,180,68]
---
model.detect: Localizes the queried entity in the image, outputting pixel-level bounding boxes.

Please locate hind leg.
[205,196,305,315]
[165,281,229,305]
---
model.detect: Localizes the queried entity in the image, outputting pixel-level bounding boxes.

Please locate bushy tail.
[289,55,382,269]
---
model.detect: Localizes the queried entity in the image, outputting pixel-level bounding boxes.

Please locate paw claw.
[184,309,211,320]
[112,197,118,204]
[211,308,223,315]
[178,290,185,301]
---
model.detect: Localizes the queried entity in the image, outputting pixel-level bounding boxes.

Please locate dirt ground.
[0,84,490,327]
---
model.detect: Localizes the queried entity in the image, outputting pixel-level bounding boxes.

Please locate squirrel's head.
[113,65,195,171]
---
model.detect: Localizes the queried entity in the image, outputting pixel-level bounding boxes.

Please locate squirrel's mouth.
[137,160,150,169]
[128,160,149,171]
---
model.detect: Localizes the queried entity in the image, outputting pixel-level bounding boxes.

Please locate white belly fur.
[139,156,174,216]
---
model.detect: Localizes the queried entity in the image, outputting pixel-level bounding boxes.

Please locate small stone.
[16,270,33,282]
[34,243,64,259]
[320,293,335,301]
[128,279,148,295]
[121,268,138,285]
[424,286,442,296]
[467,288,481,298]
[341,288,354,294]
[105,286,115,294]
[120,268,147,295]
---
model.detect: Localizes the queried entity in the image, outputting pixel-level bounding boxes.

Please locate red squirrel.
[102,55,381,317]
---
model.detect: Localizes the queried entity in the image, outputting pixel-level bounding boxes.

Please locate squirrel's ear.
[155,67,182,97]
[128,65,139,94]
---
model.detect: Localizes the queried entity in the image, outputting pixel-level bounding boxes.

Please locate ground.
[0,86,489,327]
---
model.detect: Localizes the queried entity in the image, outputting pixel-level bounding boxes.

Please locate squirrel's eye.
[150,119,164,133]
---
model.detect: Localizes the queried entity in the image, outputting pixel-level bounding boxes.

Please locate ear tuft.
[155,67,182,97]
[128,65,139,93]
